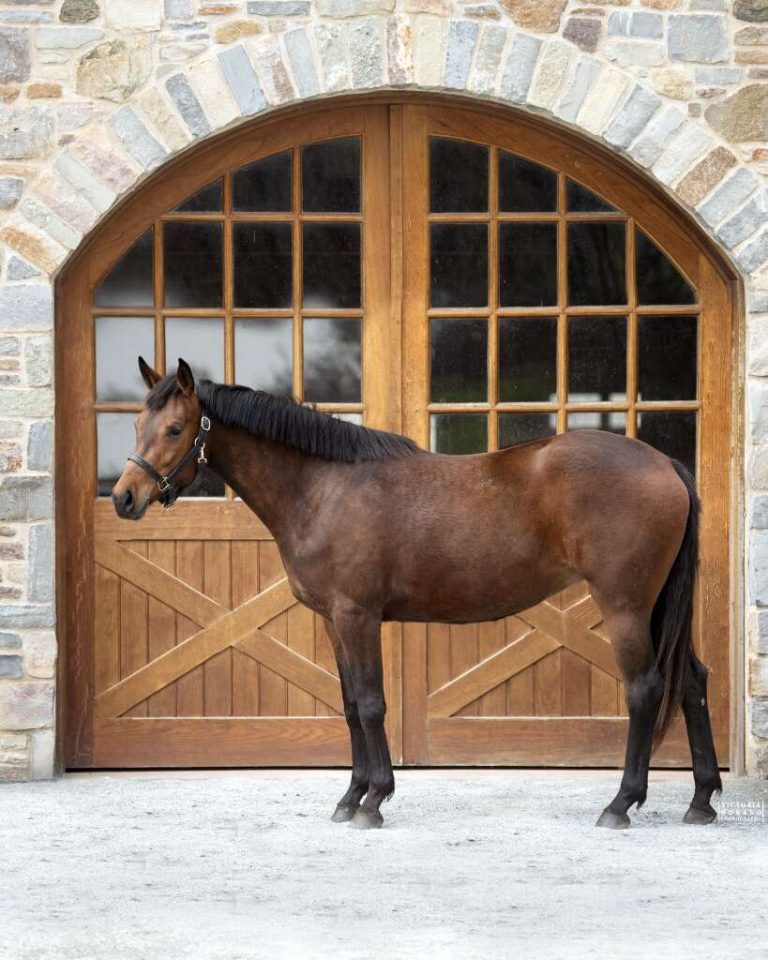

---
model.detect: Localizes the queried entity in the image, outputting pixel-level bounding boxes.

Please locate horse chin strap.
[128,414,211,510]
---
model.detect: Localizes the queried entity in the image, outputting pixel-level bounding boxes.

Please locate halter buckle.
[197,444,207,466]
[157,476,172,493]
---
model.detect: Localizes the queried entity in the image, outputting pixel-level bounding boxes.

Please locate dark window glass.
[233,222,292,309]
[95,317,154,402]
[498,152,557,213]
[234,318,293,396]
[636,229,695,306]
[637,411,696,477]
[499,223,557,307]
[567,180,616,213]
[302,223,361,309]
[430,414,487,454]
[430,318,487,403]
[430,138,488,213]
[95,227,154,307]
[499,413,556,448]
[567,222,626,306]
[568,315,627,402]
[638,315,697,401]
[165,317,224,384]
[163,222,222,308]
[498,317,557,403]
[302,138,360,213]
[174,179,222,213]
[567,411,626,435]
[232,150,292,212]
[430,223,488,308]
[303,318,361,403]
[97,413,136,497]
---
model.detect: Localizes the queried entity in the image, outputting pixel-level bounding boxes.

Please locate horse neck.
[206,423,321,536]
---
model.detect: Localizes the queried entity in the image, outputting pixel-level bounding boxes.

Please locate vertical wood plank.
[94,565,120,697]
[203,541,232,717]
[231,541,260,716]
[476,620,507,716]
[561,649,591,717]
[591,667,619,716]
[176,541,205,717]
[426,623,450,696]
[146,541,177,717]
[453,624,479,718]
[258,541,287,716]
[534,648,562,717]
[120,541,148,718]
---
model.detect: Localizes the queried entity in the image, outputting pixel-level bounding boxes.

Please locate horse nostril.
[123,489,133,510]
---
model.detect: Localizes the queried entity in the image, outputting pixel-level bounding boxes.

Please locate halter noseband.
[127,414,211,509]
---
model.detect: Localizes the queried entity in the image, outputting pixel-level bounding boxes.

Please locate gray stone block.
[0,605,55,629]
[0,476,52,521]
[758,612,768,655]
[750,289,768,314]
[348,18,383,89]
[60,0,100,23]
[668,15,729,64]
[0,107,53,161]
[751,531,768,606]
[285,29,319,98]
[608,11,662,39]
[752,699,768,739]
[166,73,211,139]
[248,0,310,14]
[0,336,20,356]
[24,335,52,388]
[0,632,21,649]
[500,34,541,104]
[28,523,53,604]
[695,66,743,85]
[314,0,389,14]
[0,284,53,331]
[0,176,22,209]
[604,85,661,149]
[737,228,768,275]
[164,0,193,18]
[717,191,768,249]
[752,495,768,529]
[445,20,478,90]
[0,655,22,678]
[629,105,685,168]
[27,420,53,473]
[218,46,266,116]
[110,106,167,171]
[0,680,54,730]
[555,55,601,123]
[0,27,30,83]
[6,257,39,280]
[698,168,759,228]
[36,26,103,49]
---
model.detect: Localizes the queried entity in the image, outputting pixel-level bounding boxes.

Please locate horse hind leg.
[681,653,722,825]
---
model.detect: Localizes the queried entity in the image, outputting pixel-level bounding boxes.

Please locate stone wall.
[0,0,766,779]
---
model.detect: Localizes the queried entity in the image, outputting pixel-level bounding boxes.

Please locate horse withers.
[111,357,722,830]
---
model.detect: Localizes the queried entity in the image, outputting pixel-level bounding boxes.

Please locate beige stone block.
[499,0,567,32]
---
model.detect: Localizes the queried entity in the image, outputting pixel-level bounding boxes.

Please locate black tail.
[650,458,699,747]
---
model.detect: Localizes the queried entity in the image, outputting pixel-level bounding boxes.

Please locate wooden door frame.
[55,93,744,772]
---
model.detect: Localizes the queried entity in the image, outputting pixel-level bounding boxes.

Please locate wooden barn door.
[398,105,732,767]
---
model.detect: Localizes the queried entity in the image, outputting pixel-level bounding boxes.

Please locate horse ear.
[138,356,161,390]
[176,358,195,397]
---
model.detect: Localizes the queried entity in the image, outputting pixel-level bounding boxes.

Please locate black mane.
[147,376,421,463]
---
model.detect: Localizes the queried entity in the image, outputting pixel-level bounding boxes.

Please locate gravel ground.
[1,770,767,960]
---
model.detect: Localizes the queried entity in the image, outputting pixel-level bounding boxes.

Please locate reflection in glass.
[333,412,363,425]
[637,411,696,476]
[498,152,557,213]
[430,138,488,213]
[430,318,487,403]
[94,227,154,307]
[96,316,154,402]
[302,223,361,309]
[639,315,697,401]
[163,222,222,308]
[303,317,361,403]
[567,411,626,435]
[567,180,616,213]
[174,179,222,213]
[233,150,292,212]
[499,223,557,307]
[302,138,361,213]
[430,414,487,454]
[235,318,293,395]
[567,222,626,306]
[234,222,292,308]
[636,230,695,306]
[97,413,136,497]
[430,223,488,308]
[568,315,627,402]
[165,317,224,384]
[499,413,557,448]
[498,317,557,402]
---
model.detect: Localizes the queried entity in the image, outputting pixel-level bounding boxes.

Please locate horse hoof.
[683,804,717,825]
[330,803,359,823]
[596,808,630,830]
[350,808,384,830]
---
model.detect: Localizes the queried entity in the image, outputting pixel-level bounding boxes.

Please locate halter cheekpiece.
[128,414,211,509]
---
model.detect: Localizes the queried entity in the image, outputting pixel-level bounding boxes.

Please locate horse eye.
[167,426,183,437]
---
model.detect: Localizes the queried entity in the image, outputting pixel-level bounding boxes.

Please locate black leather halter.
[128,414,211,509]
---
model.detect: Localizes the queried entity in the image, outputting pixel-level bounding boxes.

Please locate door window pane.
[636,229,695,306]
[95,316,154,401]
[568,315,627,402]
[637,412,696,476]
[174,179,222,213]
[233,150,292,212]
[234,222,292,308]
[430,414,487,454]
[302,223,361,309]
[303,317,361,403]
[235,318,293,395]
[302,138,360,213]
[97,412,136,497]
[430,223,488,308]
[95,227,154,308]
[567,222,626,306]
[163,222,223,308]
[567,180,616,213]
[498,317,557,403]
[430,318,487,403]
[567,411,626,435]
[499,152,557,213]
[430,138,488,213]
[499,223,557,307]
[638,315,697,401]
[499,413,556,448]
[165,317,224,384]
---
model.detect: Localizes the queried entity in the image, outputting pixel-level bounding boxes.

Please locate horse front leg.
[332,605,394,830]
[325,619,370,823]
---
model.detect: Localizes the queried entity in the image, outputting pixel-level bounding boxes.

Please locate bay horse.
[112,357,722,830]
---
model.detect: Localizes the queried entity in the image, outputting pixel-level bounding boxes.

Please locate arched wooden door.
[59,99,733,769]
